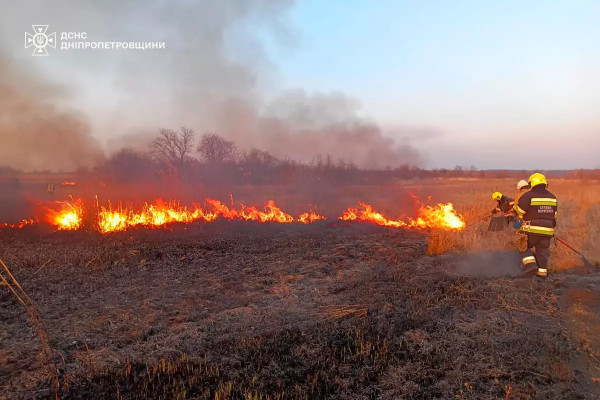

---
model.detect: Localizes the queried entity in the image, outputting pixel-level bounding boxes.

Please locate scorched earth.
[1,221,599,399]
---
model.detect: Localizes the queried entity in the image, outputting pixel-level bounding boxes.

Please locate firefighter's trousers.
[520,233,551,277]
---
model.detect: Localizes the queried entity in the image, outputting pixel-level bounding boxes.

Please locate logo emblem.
[25,25,56,56]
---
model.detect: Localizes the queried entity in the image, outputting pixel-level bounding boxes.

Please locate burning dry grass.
[1,176,596,270]
[2,193,465,234]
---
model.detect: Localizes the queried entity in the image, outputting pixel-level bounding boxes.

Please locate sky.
[267,0,600,169]
[1,0,599,170]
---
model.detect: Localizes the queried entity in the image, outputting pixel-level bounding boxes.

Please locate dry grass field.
[0,176,599,399]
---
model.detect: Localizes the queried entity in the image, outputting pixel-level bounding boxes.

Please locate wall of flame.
[1,197,466,234]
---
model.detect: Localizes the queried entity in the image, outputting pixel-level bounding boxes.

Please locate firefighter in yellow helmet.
[513,173,558,277]
[489,191,514,231]
[490,192,513,215]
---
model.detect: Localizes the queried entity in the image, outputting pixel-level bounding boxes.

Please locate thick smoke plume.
[0,57,104,171]
[0,0,424,171]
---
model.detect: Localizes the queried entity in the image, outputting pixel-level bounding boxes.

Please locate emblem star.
[25,25,56,56]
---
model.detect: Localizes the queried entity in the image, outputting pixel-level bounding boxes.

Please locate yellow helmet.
[528,172,547,188]
[492,191,502,201]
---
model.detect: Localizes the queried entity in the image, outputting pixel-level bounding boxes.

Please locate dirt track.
[1,223,599,399]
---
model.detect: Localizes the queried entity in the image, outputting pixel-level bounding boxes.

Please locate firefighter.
[513,173,558,277]
[514,180,530,205]
[491,192,513,215]
[513,180,531,251]
[46,182,55,198]
[515,180,530,196]
[488,192,514,231]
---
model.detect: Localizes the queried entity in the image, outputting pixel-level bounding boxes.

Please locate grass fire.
[3,196,465,234]
[2,1,600,399]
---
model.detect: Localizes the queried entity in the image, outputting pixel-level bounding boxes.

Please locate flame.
[339,203,403,228]
[97,208,128,233]
[1,195,465,233]
[298,211,327,224]
[339,203,402,228]
[239,200,294,223]
[339,202,465,231]
[412,203,466,230]
[61,181,76,186]
[44,199,84,230]
[0,219,36,229]
[98,200,209,234]
[96,199,303,233]
[205,199,237,221]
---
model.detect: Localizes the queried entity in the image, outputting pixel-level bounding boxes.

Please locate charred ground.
[1,223,599,399]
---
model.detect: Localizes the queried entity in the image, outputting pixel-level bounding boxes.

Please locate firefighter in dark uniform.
[491,192,513,215]
[513,173,557,277]
[488,192,514,231]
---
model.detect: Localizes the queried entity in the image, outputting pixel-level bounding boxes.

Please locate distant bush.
[103,148,157,182]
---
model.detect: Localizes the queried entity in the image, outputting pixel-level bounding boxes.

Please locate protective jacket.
[514,185,557,236]
[513,189,529,207]
[493,195,514,214]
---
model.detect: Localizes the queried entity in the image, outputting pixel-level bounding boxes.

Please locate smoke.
[0,0,425,171]
[0,57,104,171]
[443,251,524,278]
[259,90,423,168]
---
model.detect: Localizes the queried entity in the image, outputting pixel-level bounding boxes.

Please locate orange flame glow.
[239,200,294,223]
[61,181,76,186]
[339,203,403,228]
[412,203,466,230]
[96,199,303,233]
[298,211,327,224]
[98,200,208,234]
[339,202,465,231]
[0,219,36,229]
[1,196,465,233]
[44,200,84,231]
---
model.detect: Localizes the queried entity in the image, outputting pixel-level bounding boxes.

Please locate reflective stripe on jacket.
[521,221,555,235]
[515,186,557,236]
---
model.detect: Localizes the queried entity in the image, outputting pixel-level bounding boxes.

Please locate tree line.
[2,126,598,185]
[102,127,381,185]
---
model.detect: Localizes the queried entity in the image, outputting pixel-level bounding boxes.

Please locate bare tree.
[197,133,237,164]
[151,127,195,168]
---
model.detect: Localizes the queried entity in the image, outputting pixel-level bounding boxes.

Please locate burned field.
[1,223,599,399]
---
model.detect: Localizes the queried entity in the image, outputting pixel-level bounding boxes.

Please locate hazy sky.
[270,0,600,169]
[1,0,599,170]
